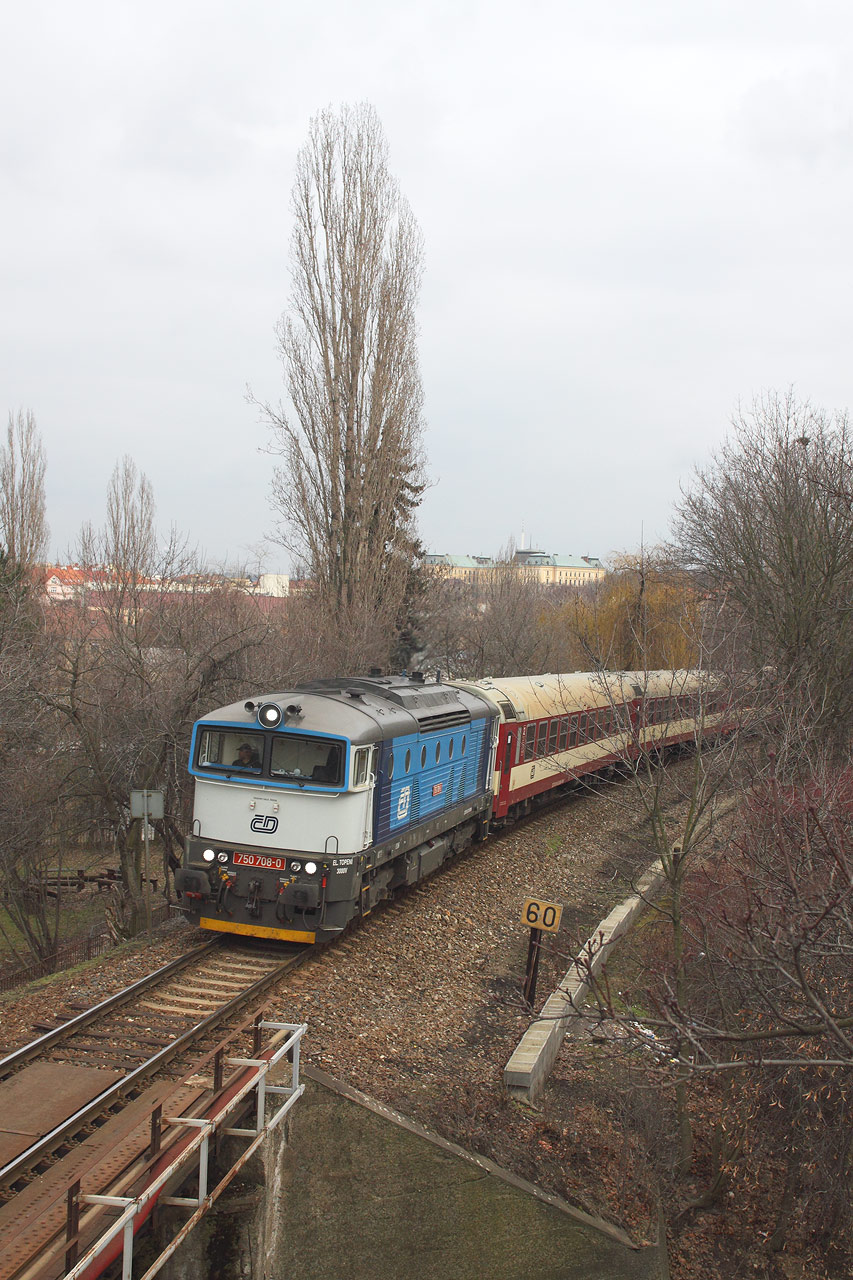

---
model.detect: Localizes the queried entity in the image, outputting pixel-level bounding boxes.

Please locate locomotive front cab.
[177,676,498,945]
[177,704,378,943]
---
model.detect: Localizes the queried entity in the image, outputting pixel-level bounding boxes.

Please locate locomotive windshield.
[270,735,343,784]
[196,729,264,773]
[193,726,345,786]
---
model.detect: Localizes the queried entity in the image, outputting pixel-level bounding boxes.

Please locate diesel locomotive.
[175,669,715,943]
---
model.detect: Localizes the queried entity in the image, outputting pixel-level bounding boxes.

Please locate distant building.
[40,565,293,601]
[424,550,605,588]
[513,549,605,587]
[44,565,88,600]
[42,564,162,599]
[422,554,495,585]
[253,573,290,597]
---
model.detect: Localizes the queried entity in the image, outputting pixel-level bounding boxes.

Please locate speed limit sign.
[520,897,563,1008]
[520,897,563,933]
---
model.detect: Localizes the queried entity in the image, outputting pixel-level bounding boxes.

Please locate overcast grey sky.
[3,1,852,572]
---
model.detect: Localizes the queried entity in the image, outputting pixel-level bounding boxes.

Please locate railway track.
[0,935,308,1205]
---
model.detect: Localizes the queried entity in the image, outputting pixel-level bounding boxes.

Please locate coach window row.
[646,696,692,725]
[513,694,713,759]
[516,708,626,763]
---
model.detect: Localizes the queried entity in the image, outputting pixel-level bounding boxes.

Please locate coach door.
[503,730,514,776]
[494,725,515,816]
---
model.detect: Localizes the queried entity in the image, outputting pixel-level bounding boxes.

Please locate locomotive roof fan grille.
[418,709,471,732]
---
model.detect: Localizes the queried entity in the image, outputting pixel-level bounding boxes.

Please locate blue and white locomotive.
[176,674,498,942]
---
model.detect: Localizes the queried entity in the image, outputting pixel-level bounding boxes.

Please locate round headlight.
[217,851,229,863]
[202,849,215,862]
[305,861,317,875]
[257,702,283,728]
[290,860,302,872]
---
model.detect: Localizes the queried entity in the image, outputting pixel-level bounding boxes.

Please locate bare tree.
[0,421,71,966]
[563,572,853,1252]
[684,765,853,1249]
[0,408,48,569]
[674,389,853,754]
[102,454,157,578]
[533,571,752,1179]
[257,103,426,668]
[577,664,745,1174]
[0,555,66,965]
[601,750,853,1254]
[0,735,65,966]
[40,460,274,931]
[417,575,480,677]
[0,447,286,954]
[568,549,703,672]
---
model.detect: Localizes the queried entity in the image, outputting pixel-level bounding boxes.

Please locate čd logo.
[250,814,279,833]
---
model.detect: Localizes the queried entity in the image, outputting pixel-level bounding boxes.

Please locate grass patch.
[0,894,111,965]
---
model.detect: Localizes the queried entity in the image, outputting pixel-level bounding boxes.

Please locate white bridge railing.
[63,1020,307,1280]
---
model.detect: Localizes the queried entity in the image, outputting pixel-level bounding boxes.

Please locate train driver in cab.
[232,742,261,769]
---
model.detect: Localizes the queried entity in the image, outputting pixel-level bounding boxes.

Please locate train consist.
[175,669,717,943]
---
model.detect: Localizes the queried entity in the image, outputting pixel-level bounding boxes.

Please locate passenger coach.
[458,670,715,822]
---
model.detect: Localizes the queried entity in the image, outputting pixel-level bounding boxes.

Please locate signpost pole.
[143,790,152,937]
[131,789,163,937]
[523,927,543,1008]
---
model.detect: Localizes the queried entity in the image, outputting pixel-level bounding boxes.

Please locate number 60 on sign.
[520,898,563,932]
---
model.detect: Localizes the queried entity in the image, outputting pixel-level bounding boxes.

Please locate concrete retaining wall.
[504,859,667,1102]
[159,1067,666,1280]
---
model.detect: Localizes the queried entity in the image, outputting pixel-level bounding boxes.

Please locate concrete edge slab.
[303,1064,640,1251]
[504,861,668,1102]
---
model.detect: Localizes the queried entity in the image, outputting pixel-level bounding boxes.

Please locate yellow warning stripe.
[199,916,316,944]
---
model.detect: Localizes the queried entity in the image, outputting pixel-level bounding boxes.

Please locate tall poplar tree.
[260,103,426,666]
[0,408,48,570]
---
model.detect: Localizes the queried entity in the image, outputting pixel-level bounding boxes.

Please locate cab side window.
[353,747,371,787]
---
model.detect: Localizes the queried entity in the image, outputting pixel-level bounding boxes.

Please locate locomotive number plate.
[233,852,288,870]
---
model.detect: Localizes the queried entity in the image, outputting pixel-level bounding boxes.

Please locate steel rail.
[0,946,306,1189]
[0,938,222,1080]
